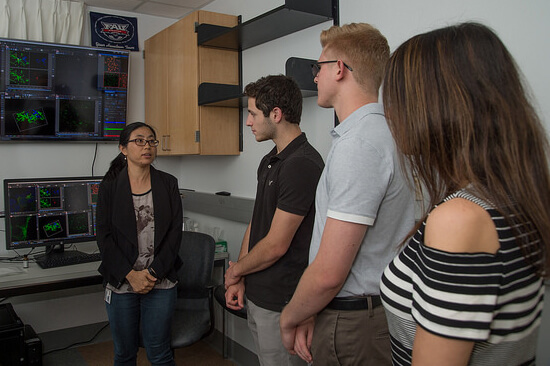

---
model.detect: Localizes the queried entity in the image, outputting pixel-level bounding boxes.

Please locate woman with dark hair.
[380,23,550,365]
[97,122,183,365]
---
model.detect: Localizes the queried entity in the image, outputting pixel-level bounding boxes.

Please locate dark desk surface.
[0,249,229,298]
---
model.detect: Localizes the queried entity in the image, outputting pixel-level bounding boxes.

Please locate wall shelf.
[197,0,334,51]
[286,57,317,97]
[198,83,243,107]
[181,189,254,224]
[199,57,317,108]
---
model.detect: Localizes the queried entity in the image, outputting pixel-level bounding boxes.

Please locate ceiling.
[83,0,214,19]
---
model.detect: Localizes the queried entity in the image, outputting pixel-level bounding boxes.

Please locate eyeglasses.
[311,60,353,76]
[128,138,159,147]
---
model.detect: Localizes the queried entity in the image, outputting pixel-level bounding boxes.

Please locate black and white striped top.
[380,190,544,366]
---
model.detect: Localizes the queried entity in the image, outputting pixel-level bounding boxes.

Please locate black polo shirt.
[245,133,324,312]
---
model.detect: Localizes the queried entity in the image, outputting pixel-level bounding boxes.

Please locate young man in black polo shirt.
[224,75,324,366]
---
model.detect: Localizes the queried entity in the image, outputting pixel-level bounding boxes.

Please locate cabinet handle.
[165,135,171,151]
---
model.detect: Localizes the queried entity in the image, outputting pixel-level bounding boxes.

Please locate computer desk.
[0,260,101,298]
[0,250,229,299]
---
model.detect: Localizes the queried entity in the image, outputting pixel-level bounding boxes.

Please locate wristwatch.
[147,267,157,278]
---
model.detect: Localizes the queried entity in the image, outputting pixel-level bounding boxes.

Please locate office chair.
[214,283,247,358]
[140,231,216,350]
[214,284,247,320]
[171,231,216,348]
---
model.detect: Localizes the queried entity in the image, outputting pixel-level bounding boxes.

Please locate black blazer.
[97,165,183,289]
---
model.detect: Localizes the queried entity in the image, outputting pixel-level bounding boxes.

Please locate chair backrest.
[177,231,215,298]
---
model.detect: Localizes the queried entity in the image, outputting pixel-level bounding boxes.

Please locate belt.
[326,295,382,311]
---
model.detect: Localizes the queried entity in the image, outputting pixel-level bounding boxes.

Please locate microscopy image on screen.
[104,55,123,73]
[9,67,30,85]
[39,214,66,239]
[9,51,49,87]
[39,186,62,210]
[3,98,56,136]
[65,184,89,211]
[30,52,48,69]
[9,50,29,68]
[58,99,97,134]
[13,107,49,132]
[9,215,38,242]
[103,73,128,89]
[54,54,99,97]
[102,55,128,89]
[68,212,90,235]
[9,187,37,213]
[29,69,49,87]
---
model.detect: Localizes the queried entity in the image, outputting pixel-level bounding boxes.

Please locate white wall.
[343,0,550,133]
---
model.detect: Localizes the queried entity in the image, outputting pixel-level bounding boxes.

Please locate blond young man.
[280,24,415,366]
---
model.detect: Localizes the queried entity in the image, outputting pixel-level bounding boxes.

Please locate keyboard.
[36,251,101,269]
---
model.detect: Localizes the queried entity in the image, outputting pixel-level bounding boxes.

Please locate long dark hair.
[382,22,550,277]
[103,122,157,181]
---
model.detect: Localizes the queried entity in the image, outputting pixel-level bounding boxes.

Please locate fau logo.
[100,22,130,41]
[93,14,135,44]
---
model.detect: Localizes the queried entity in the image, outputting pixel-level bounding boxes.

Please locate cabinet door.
[144,31,169,153]
[145,14,200,155]
[199,106,240,155]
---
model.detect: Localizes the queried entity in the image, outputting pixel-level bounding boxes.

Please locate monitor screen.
[4,176,102,251]
[0,38,129,141]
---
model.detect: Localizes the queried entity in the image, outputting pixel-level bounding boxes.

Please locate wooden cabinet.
[144,11,239,155]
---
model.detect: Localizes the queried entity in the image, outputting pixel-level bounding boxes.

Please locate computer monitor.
[0,38,129,141]
[4,177,102,255]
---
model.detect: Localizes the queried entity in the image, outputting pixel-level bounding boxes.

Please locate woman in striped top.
[379,23,550,365]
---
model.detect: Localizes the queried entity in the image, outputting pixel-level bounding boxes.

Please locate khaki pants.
[311,305,391,366]
[247,299,307,366]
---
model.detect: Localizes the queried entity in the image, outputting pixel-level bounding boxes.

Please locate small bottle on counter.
[23,255,29,269]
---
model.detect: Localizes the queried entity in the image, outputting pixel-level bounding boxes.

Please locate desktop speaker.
[0,303,25,366]
[24,325,42,366]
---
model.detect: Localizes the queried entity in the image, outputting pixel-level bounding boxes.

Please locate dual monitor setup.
[0,37,129,267]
